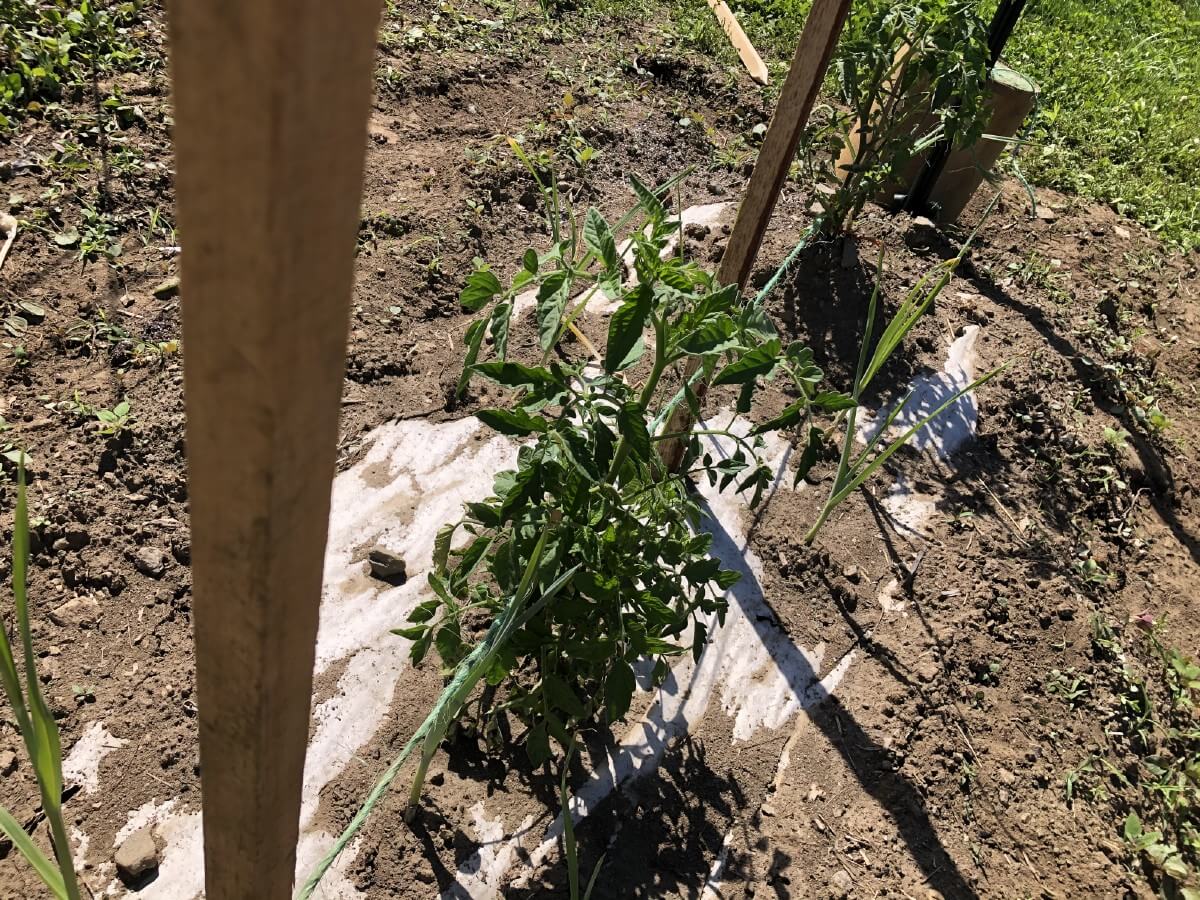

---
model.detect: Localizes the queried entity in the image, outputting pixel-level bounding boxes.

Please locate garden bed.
[0,2,1198,898]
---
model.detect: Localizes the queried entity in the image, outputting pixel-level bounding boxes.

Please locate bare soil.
[0,2,1197,899]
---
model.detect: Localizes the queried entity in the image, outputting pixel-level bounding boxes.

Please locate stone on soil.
[49,595,101,628]
[115,826,158,885]
[132,546,169,578]
[368,545,407,582]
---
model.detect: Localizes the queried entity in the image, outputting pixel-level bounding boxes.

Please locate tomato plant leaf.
[711,339,780,386]
[460,267,502,311]
[536,270,569,352]
[473,361,558,390]
[617,402,651,462]
[583,207,619,273]
[604,285,651,373]
[604,660,636,721]
[477,408,547,436]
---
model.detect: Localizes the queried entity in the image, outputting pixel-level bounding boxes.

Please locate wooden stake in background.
[166,1,382,898]
[661,0,853,472]
[706,0,770,86]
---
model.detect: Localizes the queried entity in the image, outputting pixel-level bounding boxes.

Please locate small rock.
[131,547,169,578]
[1036,206,1057,221]
[830,869,853,897]
[997,766,1016,786]
[368,546,407,583]
[1113,225,1131,239]
[1056,604,1076,621]
[760,802,776,817]
[114,826,159,885]
[429,769,445,787]
[842,565,862,584]
[0,750,16,776]
[49,595,101,628]
[152,275,181,299]
[911,215,936,229]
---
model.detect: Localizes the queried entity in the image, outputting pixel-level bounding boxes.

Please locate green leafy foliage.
[822,0,990,233]
[413,180,792,774]
[0,0,145,128]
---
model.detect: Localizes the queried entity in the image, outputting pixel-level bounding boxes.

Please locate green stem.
[606,316,667,482]
[561,740,580,899]
[806,261,881,544]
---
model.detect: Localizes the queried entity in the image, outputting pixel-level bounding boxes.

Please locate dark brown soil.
[0,2,1197,899]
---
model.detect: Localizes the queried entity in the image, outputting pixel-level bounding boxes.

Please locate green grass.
[1005,0,1200,250]
[661,0,1200,249]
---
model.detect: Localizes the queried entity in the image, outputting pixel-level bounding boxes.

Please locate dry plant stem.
[0,213,17,273]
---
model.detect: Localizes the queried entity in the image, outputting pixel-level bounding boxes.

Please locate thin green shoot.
[0,462,81,900]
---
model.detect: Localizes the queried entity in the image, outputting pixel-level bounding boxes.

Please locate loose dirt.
[0,2,1197,899]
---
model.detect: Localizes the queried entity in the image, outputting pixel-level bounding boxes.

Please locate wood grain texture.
[165,1,382,897]
[706,0,770,85]
[661,0,851,473]
[716,0,851,288]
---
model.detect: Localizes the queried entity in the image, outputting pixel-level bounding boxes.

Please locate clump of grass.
[1001,0,1200,249]
[0,464,81,900]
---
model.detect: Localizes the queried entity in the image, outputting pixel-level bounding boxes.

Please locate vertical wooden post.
[661,0,852,471]
[716,0,852,289]
[165,2,382,898]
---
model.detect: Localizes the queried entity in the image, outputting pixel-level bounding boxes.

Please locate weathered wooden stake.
[166,1,382,897]
[662,0,852,471]
[706,0,771,86]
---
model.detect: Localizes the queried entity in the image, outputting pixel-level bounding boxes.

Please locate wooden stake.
[717,0,851,289]
[661,0,852,471]
[165,2,382,898]
[706,0,770,86]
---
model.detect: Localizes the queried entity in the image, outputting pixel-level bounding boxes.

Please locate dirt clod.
[131,547,169,579]
[49,595,101,628]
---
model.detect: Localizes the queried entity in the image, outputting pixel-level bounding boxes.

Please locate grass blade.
[0,806,67,899]
[0,465,80,900]
[832,365,1005,509]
